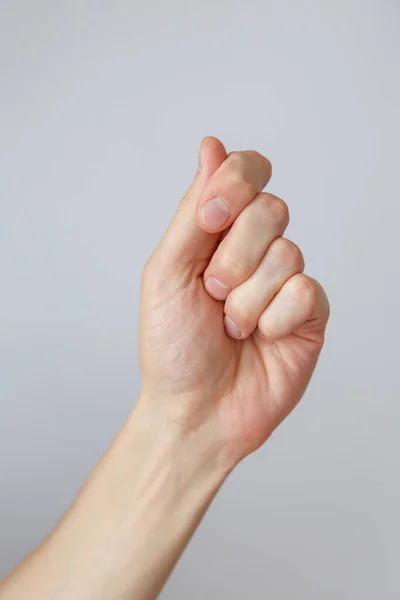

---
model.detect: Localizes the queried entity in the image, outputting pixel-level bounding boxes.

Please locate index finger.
[196,150,272,233]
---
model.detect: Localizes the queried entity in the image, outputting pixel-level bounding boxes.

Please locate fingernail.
[224,315,242,339]
[200,197,231,230]
[205,277,230,301]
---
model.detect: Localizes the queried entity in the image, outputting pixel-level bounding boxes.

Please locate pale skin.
[0,136,330,600]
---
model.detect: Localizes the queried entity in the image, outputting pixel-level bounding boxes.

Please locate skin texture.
[140,136,329,463]
[0,137,329,600]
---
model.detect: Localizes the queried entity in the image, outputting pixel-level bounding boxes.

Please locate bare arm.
[0,136,329,600]
[0,400,230,600]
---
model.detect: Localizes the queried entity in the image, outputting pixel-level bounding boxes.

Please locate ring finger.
[223,237,305,339]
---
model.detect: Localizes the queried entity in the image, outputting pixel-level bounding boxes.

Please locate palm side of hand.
[140,268,325,456]
[139,137,329,460]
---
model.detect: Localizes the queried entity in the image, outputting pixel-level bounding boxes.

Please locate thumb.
[155,136,227,274]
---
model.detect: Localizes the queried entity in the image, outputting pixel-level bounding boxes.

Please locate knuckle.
[227,150,242,162]
[271,237,304,270]
[219,253,247,280]
[257,312,273,339]
[231,168,249,188]
[225,153,260,194]
[287,274,317,305]
[225,297,253,332]
[264,194,289,226]
[247,150,272,175]
[226,151,247,174]
[229,165,252,188]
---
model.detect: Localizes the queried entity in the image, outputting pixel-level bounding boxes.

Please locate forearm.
[0,137,329,599]
[0,397,232,600]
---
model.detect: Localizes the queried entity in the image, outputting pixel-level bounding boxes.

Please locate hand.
[0,137,330,600]
[139,137,329,466]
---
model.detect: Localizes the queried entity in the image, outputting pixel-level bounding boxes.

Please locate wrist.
[126,394,236,484]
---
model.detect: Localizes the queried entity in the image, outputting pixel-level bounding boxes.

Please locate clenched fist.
[139,136,329,466]
[0,137,330,600]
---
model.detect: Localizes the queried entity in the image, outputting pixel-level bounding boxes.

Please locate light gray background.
[1,1,399,597]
